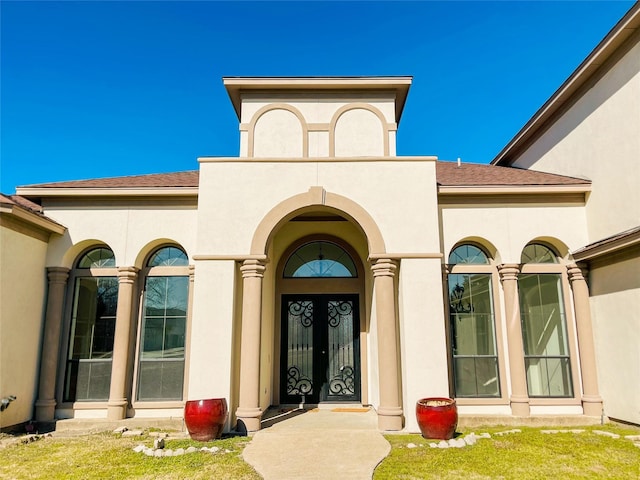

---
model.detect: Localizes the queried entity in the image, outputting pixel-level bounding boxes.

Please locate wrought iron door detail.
[281,295,360,404]
[326,300,356,398]
[284,300,314,397]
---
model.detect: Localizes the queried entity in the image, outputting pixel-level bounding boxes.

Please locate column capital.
[567,263,589,283]
[117,266,139,283]
[240,259,266,278]
[371,258,399,278]
[498,263,520,282]
[188,264,195,280]
[46,266,70,284]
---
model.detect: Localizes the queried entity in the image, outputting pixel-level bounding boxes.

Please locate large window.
[136,246,189,401]
[64,247,118,402]
[447,245,500,397]
[519,244,573,397]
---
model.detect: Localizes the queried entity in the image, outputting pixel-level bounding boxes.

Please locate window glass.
[448,272,500,397]
[519,273,573,397]
[521,244,558,264]
[449,245,489,265]
[284,241,357,278]
[147,247,188,267]
[77,248,116,268]
[64,276,118,401]
[137,275,188,401]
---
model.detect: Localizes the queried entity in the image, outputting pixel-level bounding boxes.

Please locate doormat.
[331,407,371,413]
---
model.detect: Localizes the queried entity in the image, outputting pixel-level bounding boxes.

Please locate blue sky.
[1,1,635,193]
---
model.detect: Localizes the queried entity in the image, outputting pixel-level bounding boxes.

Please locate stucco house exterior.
[1,4,638,433]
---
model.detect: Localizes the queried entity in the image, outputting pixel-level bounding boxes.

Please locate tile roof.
[19,163,589,190]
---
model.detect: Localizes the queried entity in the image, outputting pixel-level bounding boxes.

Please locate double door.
[280,294,360,404]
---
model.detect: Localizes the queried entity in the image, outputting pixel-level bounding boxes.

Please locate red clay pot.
[416,397,458,440]
[184,398,228,441]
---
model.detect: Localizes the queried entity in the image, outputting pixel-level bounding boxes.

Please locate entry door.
[280,294,360,404]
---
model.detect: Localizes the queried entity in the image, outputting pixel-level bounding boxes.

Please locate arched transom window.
[283,241,357,278]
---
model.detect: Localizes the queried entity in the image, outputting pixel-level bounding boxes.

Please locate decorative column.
[498,264,530,416]
[567,263,603,417]
[35,267,70,422]
[107,266,138,420]
[235,259,266,434]
[372,258,403,431]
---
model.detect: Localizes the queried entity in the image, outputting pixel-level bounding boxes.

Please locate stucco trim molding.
[328,103,391,157]
[198,155,438,163]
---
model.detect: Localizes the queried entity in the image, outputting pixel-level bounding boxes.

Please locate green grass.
[374,425,640,480]
[0,432,261,480]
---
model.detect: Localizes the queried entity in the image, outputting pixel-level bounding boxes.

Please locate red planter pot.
[184,398,228,441]
[416,397,458,440]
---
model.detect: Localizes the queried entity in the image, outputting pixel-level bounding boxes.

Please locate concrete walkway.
[242,407,390,480]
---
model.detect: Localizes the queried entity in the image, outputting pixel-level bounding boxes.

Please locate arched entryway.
[275,236,365,405]
[235,187,404,433]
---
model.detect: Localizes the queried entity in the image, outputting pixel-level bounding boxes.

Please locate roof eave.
[572,226,640,262]
[15,187,200,198]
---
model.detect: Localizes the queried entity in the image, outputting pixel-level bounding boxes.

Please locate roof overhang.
[223,76,413,124]
[15,187,199,198]
[572,226,640,262]
[0,202,66,235]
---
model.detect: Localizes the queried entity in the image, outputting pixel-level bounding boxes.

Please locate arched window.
[283,241,357,278]
[136,246,189,401]
[518,243,573,397]
[64,247,118,402]
[447,244,500,398]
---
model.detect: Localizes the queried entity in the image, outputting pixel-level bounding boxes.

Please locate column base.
[236,407,263,434]
[582,396,604,417]
[510,395,530,417]
[35,399,56,422]
[377,406,403,431]
[107,399,128,420]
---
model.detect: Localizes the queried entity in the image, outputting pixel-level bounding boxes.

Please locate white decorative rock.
[122,430,144,437]
[164,449,173,457]
[174,448,185,456]
[593,430,620,439]
[477,433,491,439]
[154,449,163,457]
[186,446,197,454]
[624,435,640,441]
[113,426,128,434]
[144,448,154,456]
[407,443,417,449]
[464,435,477,446]
[438,440,449,449]
[133,444,145,453]
[429,443,437,448]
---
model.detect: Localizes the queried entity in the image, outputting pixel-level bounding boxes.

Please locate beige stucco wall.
[0,224,49,429]
[589,252,640,424]
[509,40,640,243]
[440,203,590,263]
[42,202,198,267]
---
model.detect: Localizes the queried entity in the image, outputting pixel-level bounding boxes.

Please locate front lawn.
[375,424,640,480]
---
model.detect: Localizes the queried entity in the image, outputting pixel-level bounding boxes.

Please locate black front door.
[280,294,360,404]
